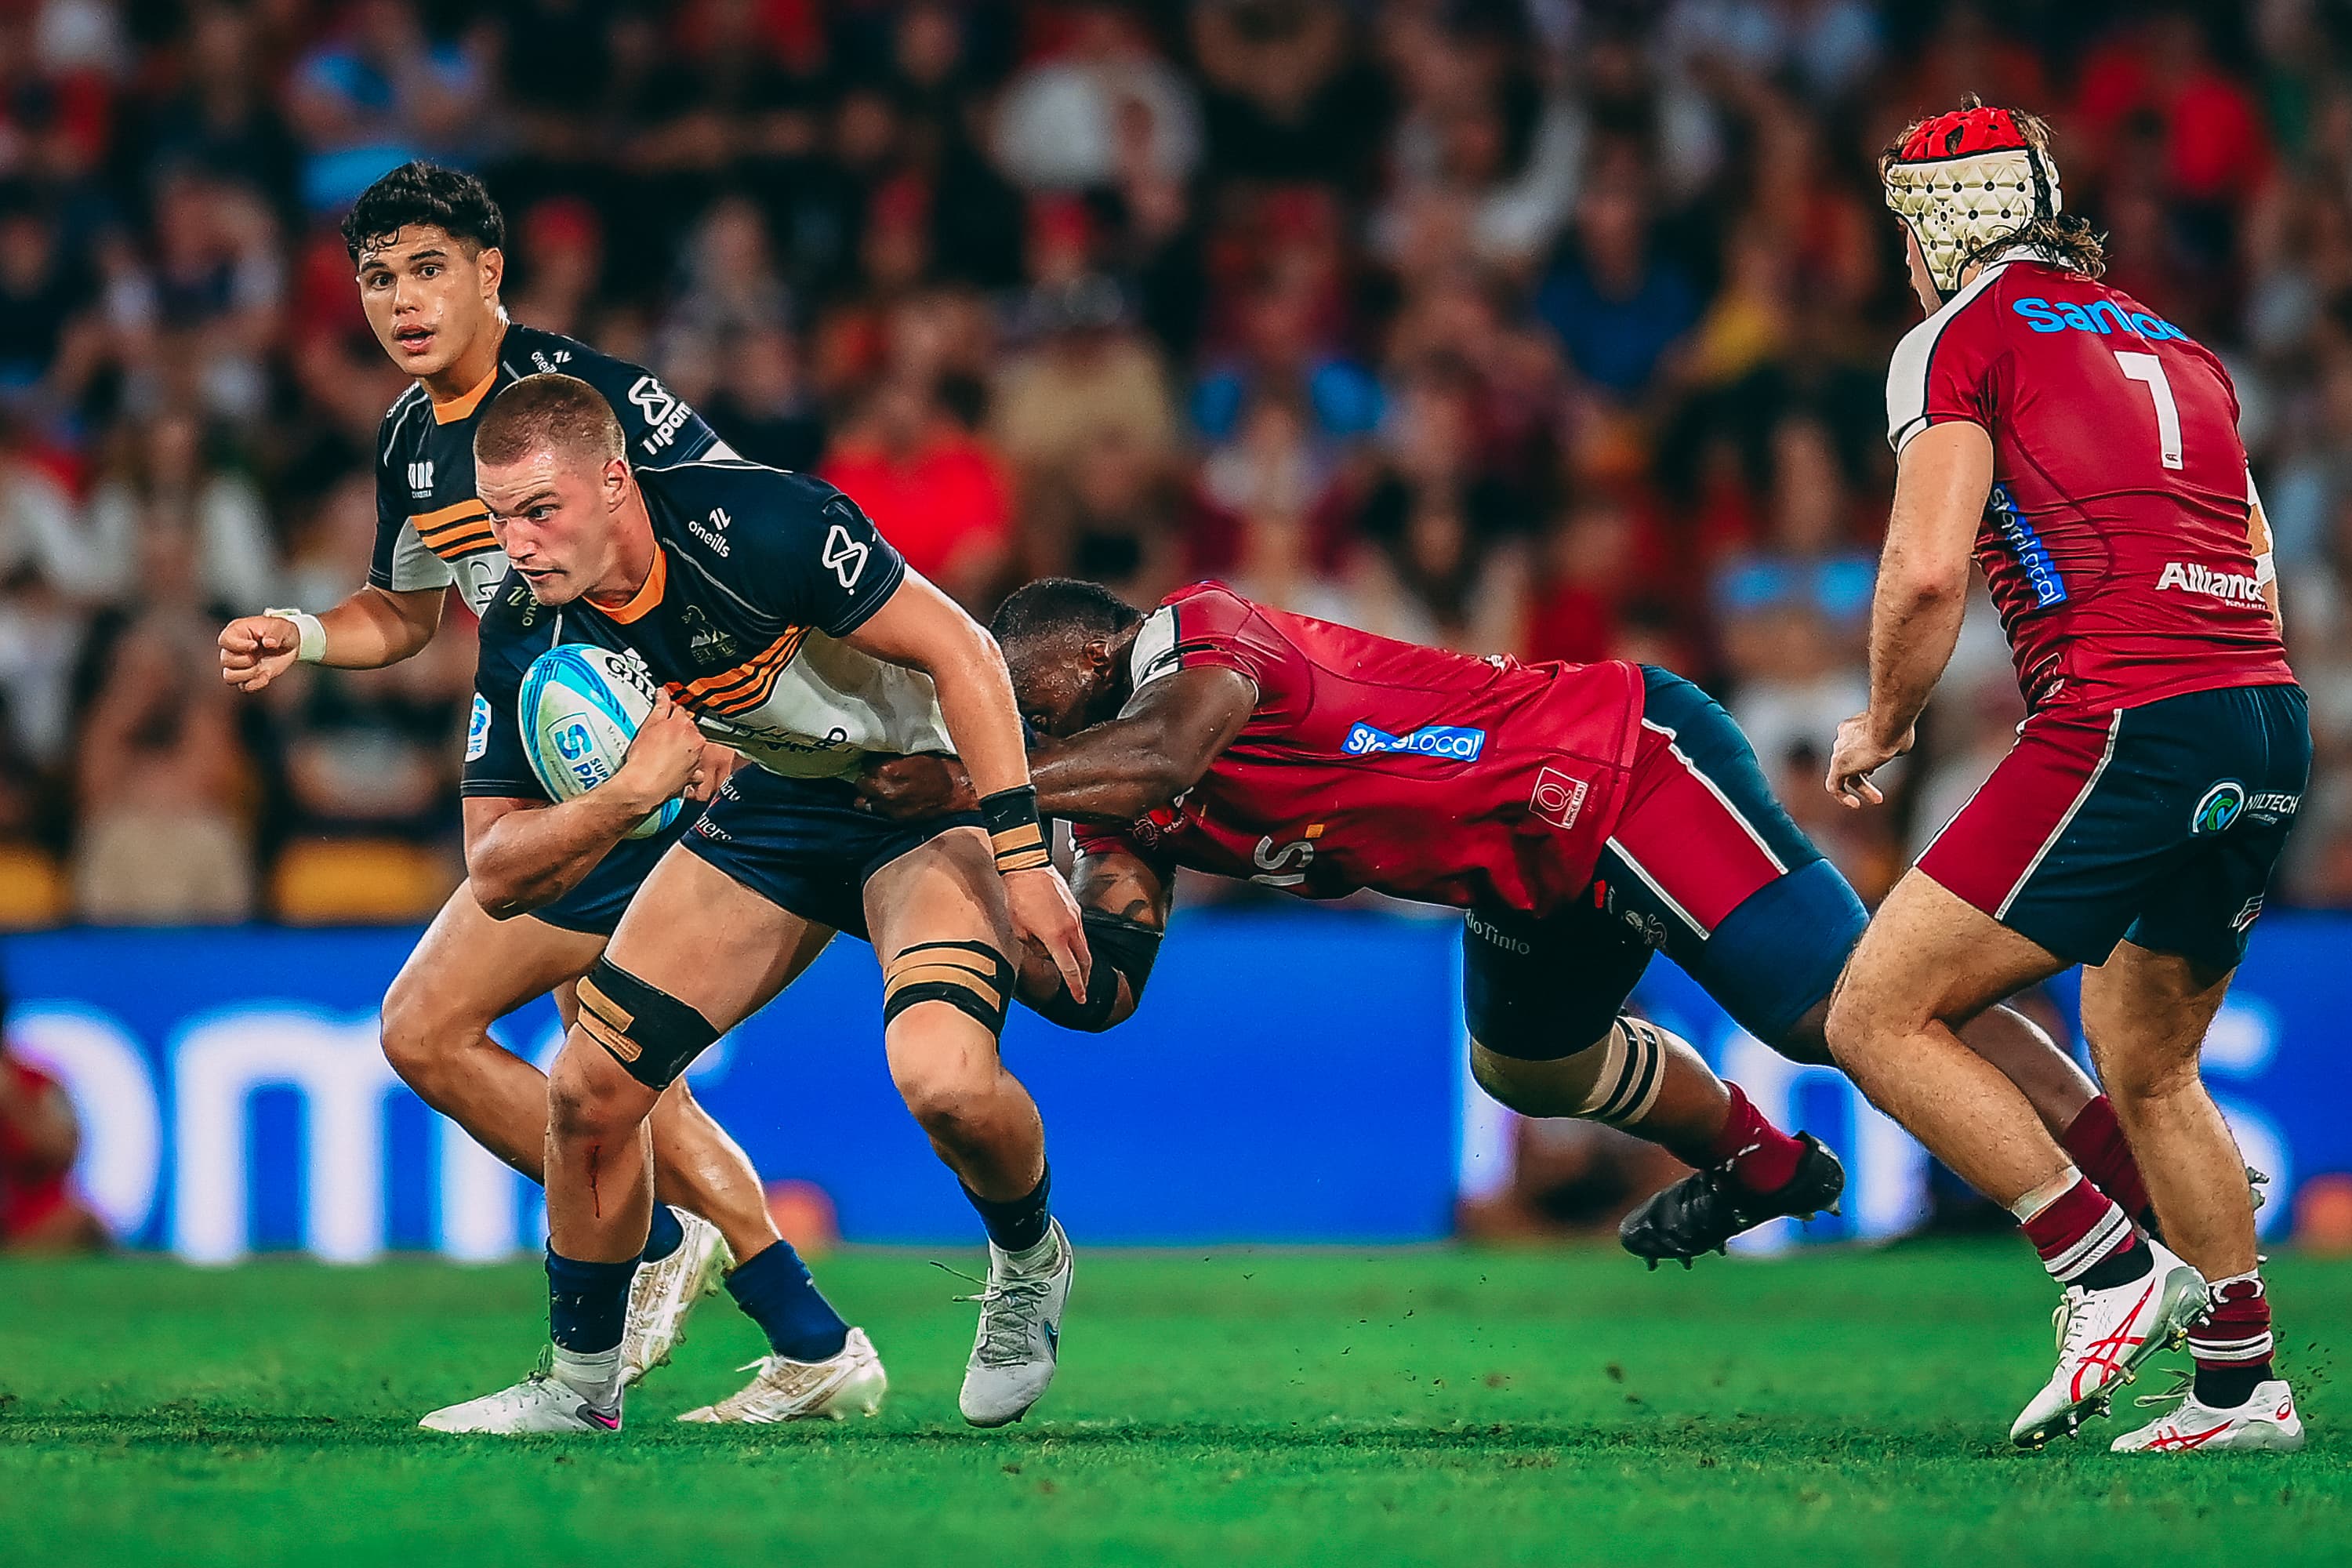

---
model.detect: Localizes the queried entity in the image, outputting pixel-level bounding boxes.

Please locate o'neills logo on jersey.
[2157,562,2265,604]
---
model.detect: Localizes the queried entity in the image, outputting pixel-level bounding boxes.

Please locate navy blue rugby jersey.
[464,456,956,800]
[372,321,724,615]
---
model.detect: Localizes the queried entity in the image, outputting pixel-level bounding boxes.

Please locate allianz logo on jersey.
[2158,561,2266,604]
[2012,297,2187,340]
[1341,720,1486,760]
[629,375,695,454]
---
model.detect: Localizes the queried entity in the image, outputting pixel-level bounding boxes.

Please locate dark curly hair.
[340,161,506,263]
[990,577,1142,648]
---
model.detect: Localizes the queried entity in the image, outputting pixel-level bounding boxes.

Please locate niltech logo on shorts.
[1342,721,1486,760]
[2192,781,2247,835]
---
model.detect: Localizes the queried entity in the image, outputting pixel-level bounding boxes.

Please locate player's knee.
[888,1051,993,1139]
[547,1043,641,1144]
[378,972,480,1088]
[2095,1042,2204,1108]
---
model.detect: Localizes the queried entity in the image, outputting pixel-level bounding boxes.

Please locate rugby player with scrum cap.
[415,373,1089,1435]
[858,576,2155,1282]
[1822,101,2307,1452]
[214,164,865,1412]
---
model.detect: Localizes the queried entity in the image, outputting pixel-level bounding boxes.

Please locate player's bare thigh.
[863,826,1015,973]
[599,842,837,1033]
[383,882,608,1055]
[1828,869,2069,1044]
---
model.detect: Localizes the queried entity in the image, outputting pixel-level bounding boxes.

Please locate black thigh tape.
[882,939,1014,1037]
[575,959,721,1091]
[1029,911,1163,1033]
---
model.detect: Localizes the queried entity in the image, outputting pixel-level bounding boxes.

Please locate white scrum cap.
[1882,99,2063,299]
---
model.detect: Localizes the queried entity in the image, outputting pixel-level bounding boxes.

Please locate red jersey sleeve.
[1886,275,2006,454]
[1131,581,1308,724]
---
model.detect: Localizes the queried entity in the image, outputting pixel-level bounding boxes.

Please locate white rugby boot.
[2011,1240,2207,1448]
[956,1219,1073,1428]
[419,1362,623,1435]
[676,1327,887,1424]
[2112,1377,2306,1454]
[619,1208,730,1389]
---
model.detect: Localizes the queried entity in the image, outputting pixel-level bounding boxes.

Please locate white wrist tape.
[266,608,328,664]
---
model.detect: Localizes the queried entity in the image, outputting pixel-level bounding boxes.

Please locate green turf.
[1,1244,2344,1566]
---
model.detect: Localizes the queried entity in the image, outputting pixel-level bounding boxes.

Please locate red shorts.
[1916,684,2309,968]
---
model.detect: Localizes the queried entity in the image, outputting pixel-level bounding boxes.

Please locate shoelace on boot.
[934,1258,1053,1367]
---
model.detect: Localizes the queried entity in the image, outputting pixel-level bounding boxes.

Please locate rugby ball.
[517,644,685,840]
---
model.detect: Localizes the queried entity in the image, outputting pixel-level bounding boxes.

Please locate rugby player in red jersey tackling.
[1822,102,2307,1452]
[859,577,2153,1277]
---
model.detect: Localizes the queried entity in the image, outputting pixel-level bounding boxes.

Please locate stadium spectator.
[0,0,2343,918]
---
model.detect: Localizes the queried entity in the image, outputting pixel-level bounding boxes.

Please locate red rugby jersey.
[1071,583,1645,916]
[1887,254,2294,713]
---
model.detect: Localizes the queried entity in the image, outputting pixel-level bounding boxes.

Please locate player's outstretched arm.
[844,574,1092,997]
[1030,667,1257,822]
[463,696,712,918]
[217,584,446,692]
[1829,420,1992,808]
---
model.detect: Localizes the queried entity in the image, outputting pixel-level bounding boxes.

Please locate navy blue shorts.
[1465,667,1868,1060]
[680,766,982,940]
[530,808,700,937]
[1919,682,2310,971]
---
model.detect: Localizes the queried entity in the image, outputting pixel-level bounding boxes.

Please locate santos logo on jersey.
[2158,561,2267,604]
[2011,297,2187,341]
[1341,721,1486,760]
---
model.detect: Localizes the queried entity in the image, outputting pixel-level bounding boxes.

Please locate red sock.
[1704,1083,1805,1195]
[2019,1174,2141,1284]
[2190,1272,2274,1406]
[2059,1096,2156,1232]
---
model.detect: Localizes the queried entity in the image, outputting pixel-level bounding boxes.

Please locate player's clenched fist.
[217,615,303,692]
[616,695,708,811]
[1005,865,1091,1004]
[1825,713,1911,809]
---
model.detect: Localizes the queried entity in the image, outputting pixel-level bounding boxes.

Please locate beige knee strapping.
[1570,1016,1671,1126]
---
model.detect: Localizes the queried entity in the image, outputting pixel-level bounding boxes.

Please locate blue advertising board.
[5,912,2345,1258]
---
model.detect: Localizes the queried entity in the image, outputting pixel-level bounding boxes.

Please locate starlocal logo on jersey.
[2011,297,2188,341]
[1341,721,1487,761]
[628,376,695,454]
[2158,561,2266,605]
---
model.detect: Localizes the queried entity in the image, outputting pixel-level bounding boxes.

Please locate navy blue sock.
[962,1162,1052,1254]
[546,1247,636,1354]
[639,1203,684,1265]
[725,1241,851,1362]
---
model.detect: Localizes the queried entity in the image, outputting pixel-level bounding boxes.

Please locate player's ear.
[1083,636,1112,673]
[601,456,629,510]
[477,245,504,304]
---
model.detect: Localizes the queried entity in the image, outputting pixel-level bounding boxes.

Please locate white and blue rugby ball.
[518,644,686,840]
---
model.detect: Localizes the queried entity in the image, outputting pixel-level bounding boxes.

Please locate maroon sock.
[2059,1096,2157,1232]
[2020,1174,2143,1286]
[1703,1083,1805,1195]
[2190,1272,2274,1408]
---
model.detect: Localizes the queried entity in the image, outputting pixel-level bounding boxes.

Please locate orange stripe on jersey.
[426,529,500,561]
[671,628,808,715]
[412,498,491,531]
[430,368,499,425]
[592,550,667,624]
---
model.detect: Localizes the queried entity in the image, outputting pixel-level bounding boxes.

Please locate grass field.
[2,1243,2345,1567]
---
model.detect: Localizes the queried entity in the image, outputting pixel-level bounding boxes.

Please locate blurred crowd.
[6,0,2352,924]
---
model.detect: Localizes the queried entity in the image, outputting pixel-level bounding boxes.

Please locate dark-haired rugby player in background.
[213,163,867,1413]
[860,577,2159,1274]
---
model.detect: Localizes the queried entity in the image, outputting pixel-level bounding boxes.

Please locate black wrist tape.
[982,786,1051,873]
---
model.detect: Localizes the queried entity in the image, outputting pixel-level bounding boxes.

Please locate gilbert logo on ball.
[518,644,685,840]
